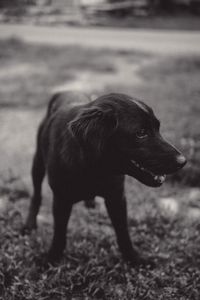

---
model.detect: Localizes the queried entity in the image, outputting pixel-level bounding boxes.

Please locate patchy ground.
[0,39,200,299]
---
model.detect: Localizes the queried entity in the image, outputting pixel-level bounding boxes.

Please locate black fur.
[24,91,186,264]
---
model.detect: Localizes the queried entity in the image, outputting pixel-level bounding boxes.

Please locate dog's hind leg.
[23,134,46,232]
[47,191,73,262]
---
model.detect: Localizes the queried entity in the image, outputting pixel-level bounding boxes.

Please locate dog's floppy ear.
[69,106,118,155]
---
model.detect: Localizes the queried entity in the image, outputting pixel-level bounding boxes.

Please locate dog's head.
[69,93,186,187]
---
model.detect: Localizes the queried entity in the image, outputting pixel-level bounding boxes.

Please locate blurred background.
[0,1,200,300]
[0,0,200,27]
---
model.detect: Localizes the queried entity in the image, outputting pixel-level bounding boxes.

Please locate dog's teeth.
[131,160,167,184]
[159,176,165,183]
[154,175,166,183]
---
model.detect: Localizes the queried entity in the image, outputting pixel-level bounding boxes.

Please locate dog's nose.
[176,155,187,166]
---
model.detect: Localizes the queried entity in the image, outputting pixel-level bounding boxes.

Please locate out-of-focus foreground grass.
[0,39,200,300]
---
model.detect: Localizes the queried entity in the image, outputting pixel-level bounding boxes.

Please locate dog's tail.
[46,91,92,117]
[46,93,62,117]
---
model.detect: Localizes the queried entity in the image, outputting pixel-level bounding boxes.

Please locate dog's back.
[38,91,92,161]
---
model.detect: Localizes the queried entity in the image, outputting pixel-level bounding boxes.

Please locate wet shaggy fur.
[24,91,186,264]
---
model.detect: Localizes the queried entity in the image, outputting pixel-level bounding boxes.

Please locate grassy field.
[0,39,200,299]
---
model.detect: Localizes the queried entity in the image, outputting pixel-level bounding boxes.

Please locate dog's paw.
[31,252,53,270]
[129,256,156,269]
[21,222,37,235]
[47,249,63,265]
[84,199,96,209]
[123,250,156,269]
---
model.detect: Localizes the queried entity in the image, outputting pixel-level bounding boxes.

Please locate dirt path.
[1,23,200,56]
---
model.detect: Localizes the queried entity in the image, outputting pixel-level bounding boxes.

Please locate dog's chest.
[66,173,123,202]
[67,174,112,201]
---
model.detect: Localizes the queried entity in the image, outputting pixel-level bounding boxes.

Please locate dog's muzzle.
[125,143,187,188]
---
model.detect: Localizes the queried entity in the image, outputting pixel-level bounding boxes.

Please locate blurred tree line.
[0,0,37,8]
[108,0,200,14]
[0,0,199,16]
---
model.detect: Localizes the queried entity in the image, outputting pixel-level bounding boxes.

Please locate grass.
[0,177,200,299]
[0,38,124,109]
[0,38,200,299]
[0,38,149,109]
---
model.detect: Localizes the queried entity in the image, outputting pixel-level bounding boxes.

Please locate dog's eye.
[136,129,148,139]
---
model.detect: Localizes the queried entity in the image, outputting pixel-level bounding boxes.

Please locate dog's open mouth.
[126,159,166,187]
[131,159,166,184]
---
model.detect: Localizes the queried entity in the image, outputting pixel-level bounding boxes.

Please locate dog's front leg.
[105,194,152,266]
[105,194,137,261]
[48,193,72,263]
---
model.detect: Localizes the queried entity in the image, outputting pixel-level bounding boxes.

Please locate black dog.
[24,92,186,264]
